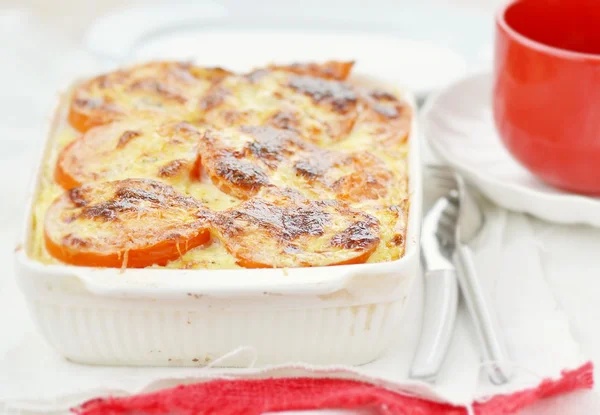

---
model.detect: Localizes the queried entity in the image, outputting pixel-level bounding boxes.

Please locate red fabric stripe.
[74,362,593,415]
[473,362,594,415]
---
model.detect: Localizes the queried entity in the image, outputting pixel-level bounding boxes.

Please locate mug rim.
[497,0,600,62]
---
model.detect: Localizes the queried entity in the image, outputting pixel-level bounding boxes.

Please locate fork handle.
[455,244,513,385]
[410,269,458,381]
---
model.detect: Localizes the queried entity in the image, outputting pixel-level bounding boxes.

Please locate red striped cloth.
[74,362,593,415]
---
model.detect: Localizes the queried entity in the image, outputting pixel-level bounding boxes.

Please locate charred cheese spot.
[199,86,229,111]
[288,76,357,113]
[212,188,380,268]
[330,217,380,250]
[158,159,191,178]
[127,79,187,103]
[268,110,300,132]
[73,97,121,113]
[44,179,211,268]
[117,130,141,148]
[364,89,407,120]
[68,187,88,207]
[214,156,269,194]
[56,118,201,189]
[62,234,90,248]
[293,151,333,179]
[242,125,301,168]
[390,234,404,246]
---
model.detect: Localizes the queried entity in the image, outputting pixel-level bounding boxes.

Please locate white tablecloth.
[1,5,599,414]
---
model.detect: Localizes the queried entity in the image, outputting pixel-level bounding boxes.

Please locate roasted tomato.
[68,62,230,132]
[212,188,380,268]
[198,126,309,199]
[44,179,211,268]
[199,125,393,202]
[288,148,394,202]
[199,68,359,145]
[56,118,202,190]
[267,60,355,80]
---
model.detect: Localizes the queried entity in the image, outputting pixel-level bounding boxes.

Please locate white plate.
[422,72,600,228]
[83,4,480,98]
[129,30,466,99]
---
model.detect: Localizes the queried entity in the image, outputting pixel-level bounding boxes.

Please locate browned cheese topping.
[35,60,411,269]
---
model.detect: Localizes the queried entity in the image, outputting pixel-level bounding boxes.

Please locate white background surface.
[1,1,600,414]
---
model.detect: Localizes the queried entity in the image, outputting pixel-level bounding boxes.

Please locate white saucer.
[422,72,600,228]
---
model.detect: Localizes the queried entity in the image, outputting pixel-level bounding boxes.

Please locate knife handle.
[455,244,513,385]
[410,269,458,381]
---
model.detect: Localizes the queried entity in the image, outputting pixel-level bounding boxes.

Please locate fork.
[427,166,513,385]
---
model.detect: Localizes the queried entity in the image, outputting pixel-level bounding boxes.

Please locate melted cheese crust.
[30,61,411,269]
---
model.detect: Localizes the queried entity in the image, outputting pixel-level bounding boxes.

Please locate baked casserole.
[31,60,412,269]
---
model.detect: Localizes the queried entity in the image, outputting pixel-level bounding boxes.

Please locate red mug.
[493,0,600,195]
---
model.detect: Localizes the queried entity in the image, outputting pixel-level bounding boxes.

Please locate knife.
[410,192,459,381]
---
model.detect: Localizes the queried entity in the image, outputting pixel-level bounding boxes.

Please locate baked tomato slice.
[212,188,380,268]
[198,125,394,202]
[198,126,308,199]
[289,149,394,202]
[199,67,359,145]
[68,61,230,132]
[44,179,211,268]
[56,118,202,190]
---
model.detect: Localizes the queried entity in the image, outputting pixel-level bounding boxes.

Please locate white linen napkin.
[0,173,591,415]
[0,9,594,415]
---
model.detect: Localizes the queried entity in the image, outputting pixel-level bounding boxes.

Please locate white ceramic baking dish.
[14,72,422,368]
